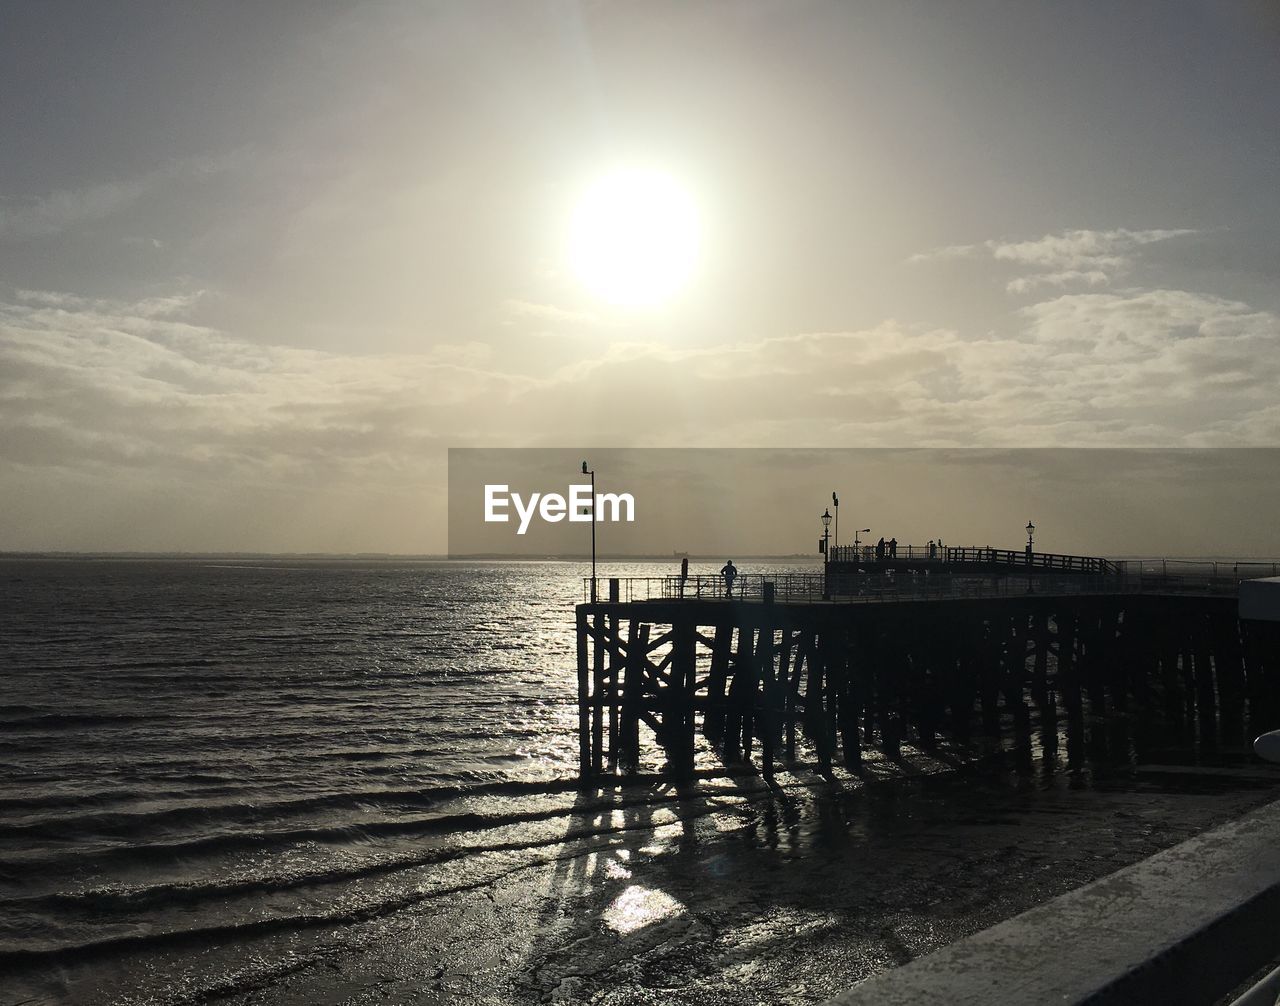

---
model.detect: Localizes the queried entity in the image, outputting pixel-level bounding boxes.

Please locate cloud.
[0,179,153,240]
[0,153,245,241]
[906,244,977,264]
[1017,289,1280,433]
[1006,269,1110,294]
[5,281,1279,483]
[3,277,1279,549]
[15,288,204,317]
[511,284,1280,448]
[0,290,525,489]
[912,227,1197,294]
[502,300,600,326]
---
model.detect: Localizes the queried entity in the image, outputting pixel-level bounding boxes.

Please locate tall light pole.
[821,507,833,599]
[582,460,596,601]
[832,492,839,552]
[1025,520,1035,593]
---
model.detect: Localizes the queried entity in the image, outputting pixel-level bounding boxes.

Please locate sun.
[567,168,701,308]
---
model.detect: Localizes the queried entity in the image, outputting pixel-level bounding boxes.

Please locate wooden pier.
[575,567,1280,781]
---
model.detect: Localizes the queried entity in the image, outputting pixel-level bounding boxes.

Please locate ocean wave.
[0,711,159,730]
[0,775,712,878]
[0,786,724,963]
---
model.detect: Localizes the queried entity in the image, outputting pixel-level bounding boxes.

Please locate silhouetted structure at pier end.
[573,550,1280,781]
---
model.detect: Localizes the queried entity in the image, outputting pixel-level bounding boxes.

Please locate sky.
[2,1,1279,553]
[448,448,1280,558]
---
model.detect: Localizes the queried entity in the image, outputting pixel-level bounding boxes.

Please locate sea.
[0,557,808,1003]
[5,555,1279,1005]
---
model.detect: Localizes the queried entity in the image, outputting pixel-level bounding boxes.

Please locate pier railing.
[582,569,1261,604]
[828,544,1119,574]
[1114,558,1280,579]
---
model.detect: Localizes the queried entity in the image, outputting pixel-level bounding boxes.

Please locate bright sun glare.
[567,168,701,308]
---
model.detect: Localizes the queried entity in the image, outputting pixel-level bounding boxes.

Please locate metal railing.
[827,544,1119,574]
[582,573,826,603]
[1113,558,1280,579]
[582,569,1255,605]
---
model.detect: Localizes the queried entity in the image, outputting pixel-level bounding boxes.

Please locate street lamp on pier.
[832,492,839,552]
[1025,521,1035,592]
[582,460,596,601]
[821,507,833,599]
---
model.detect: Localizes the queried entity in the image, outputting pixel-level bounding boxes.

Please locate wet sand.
[192,753,1280,1006]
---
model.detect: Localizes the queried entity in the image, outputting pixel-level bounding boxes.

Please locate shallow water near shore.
[3,558,1279,1004]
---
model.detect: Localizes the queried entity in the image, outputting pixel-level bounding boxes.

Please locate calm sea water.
[0,557,811,1001]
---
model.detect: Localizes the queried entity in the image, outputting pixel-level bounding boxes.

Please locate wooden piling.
[671,618,697,779]
[1193,611,1218,749]
[705,623,732,742]
[759,625,780,774]
[837,624,863,768]
[573,585,1253,783]
[620,620,647,773]
[591,610,605,777]
[577,607,590,778]
[724,625,755,763]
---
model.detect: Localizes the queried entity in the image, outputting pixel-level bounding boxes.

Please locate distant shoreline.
[4,551,1280,564]
[0,551,818,563]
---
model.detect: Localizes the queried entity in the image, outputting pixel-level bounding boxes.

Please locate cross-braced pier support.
[575,592,1280,781]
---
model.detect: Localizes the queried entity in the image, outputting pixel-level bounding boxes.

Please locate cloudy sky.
[3,2,1279,553]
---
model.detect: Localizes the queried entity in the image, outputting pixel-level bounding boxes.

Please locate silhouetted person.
[721,559,738,598]
[928,539,937,559]
[876,537,885,561]
[888,537,898,558]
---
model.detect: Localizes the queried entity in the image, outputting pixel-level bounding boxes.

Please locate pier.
[574,551,1280,781]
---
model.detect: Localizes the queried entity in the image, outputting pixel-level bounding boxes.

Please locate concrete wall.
[1241,577,1280,622]
[825,797,1280,1005]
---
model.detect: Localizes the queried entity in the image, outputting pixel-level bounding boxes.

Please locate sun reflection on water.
[602,884,686,934]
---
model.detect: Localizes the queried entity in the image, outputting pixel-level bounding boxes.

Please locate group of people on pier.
[848,538,948,563]
[709,536,967,600]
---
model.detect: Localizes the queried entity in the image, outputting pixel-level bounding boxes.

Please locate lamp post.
[821,507,833,599]
[854,528,870,563]
[832,492,839,554]
[1025,520,1035,592]
[582,460,596,601]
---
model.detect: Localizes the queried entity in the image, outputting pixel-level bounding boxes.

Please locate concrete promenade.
[825,796,1280,1005]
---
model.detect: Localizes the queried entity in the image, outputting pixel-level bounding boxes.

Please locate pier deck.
[575,570,1280,781]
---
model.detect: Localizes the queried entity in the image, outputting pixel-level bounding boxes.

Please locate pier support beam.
[574,592,1253,783]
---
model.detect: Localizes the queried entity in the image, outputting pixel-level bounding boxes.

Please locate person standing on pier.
[720,559,738,598]
[888,537,898,558]
[876,537,886,561]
